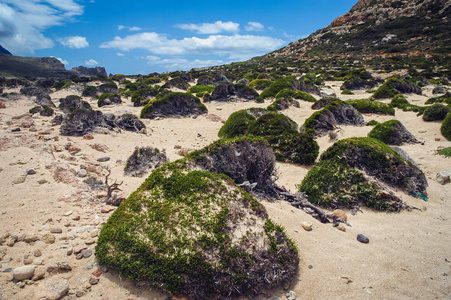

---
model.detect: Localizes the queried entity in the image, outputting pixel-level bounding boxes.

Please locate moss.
[260,76,296,99]
[390,94,426,114]
[218,110,256,138]
[188,85,215,97]
[391,94,409,106]
[368,120,402,144]
[299,137,420,210]
[366,120,380,126]
[422,104,450,121]
[248,79,271,90]
[347,99,395,115]
[247,111,298,137]
[372,78,400,99]
[341,89,354,95]
[95,162,297,298]
[274,89,316,103]
[302,99,344,134]
[437,147,451,157]
[39,105,54,117]
[53,80,74,90]
[29,106,42,114]
[441,113,451,140]
[425,93,451,105]
[140,92,207,119]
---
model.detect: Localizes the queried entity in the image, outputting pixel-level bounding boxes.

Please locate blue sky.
[0,0,357,75]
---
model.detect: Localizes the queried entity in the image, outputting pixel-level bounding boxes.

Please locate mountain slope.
[266,0,451,60]
[0,45,12,55]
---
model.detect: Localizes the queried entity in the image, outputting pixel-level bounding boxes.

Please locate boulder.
[38,278,69,300]
[140,92,207,119]
[13,265,36,281]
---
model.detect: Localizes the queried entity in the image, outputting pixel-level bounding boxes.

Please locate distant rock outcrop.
[71,66,107,77]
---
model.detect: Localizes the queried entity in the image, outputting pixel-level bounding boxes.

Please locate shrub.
[140,92,207,119]
[347,99,395,115]
[124,147,168,177]
[441,113,451,140]
[248,79,272,90]
[188,85,215,97]
[260,76,297,99]
[82,85,98,98]
[425,93,451,105]
[247,112,298,137]
[366,120,380,126]
[53,80,74,90]
[275,89,316,103]
[218,110,256,138]
[368,119,418,145]
[390,94,426,114]
[97,93,122,107]
[422,104,450,121]
[298,137,427,210]
[39,105,54,117]
[372,78,400,99]
[437,147,451,157]
[131,86,160,107]
[341,89,354,95]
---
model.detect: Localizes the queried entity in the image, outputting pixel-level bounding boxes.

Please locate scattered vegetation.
[437,147,451,158]
[441,113,451,141]
[140,92,207,119]
[347,99,395,115]
[124,147,168,177]
[422,104,450,122]
[368,120,418,145]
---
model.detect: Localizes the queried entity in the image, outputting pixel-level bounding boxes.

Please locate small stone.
[74,245,87,254]
[4,268,12,272]
[357,234,369,244]
[74,226,88,233]
[76,290,85,297]
[25,235,39,243]
[331,209,347,221]
[13,175,27,184]
[40,278,69,300]
[81,249,92,258]
[85,239,95,245]
[26,168,37,175]
[50,227,63,234]
[33,258,43,265]
[6,237,15,247]
[38,179,48,184]
[67,248,73,256]
[101,205,115,213]
[337,224,346,232]
[90,143,109,153]
[23,258,33,265]
[72,215,80,221]
[56,261,72,271]
[63,210,73,216]
[90,231,98,238]
[68,145,81,155]
[13,265,36,280]
[25,279,34,285]
[83,133,94,140]
[86,263,93,270]
[77,169,88,178]
[92,269,102,277]
[41,234,56,244]
[308,265,313,269]
[437,168,451,185]
[89,277,99,285]
[17,281,25,288]
[96,157,110,162]
[96,191,108,198]
[76,253,83,260]
[12,127,21,132]
[301,221,313,231]
[32,267,45,281]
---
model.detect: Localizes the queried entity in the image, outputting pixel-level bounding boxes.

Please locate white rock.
[39,278,69,300]
[13,265,36,281]
[437,168,451,185]
[76,169,87,178]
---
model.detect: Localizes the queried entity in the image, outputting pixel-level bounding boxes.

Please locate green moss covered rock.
[218,110,257,138]
[422,104,450,121]
[368,120,418,145]
[260,76,297,99]
[441,113,451,140]
[347,99,395,115]
[299,137,428,210]
[96,162,298,299]
[140,92,207,119]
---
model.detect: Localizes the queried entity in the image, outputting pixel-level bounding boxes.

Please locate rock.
[337,224,346,232]
[73,245,87,254]
[26,168,37,175]
[56,261,72,272]
[89,277,98,285]
[90,143,109,153]
[40,278,69,300]
[76,253,83,260]
[76,290,85,297]
[81,249,92,258]
[12,127,21,132]
[13,265,36,280]
[32,266,46,281]
[286,290,297,300]
[50,228,63,234]
[86,263,93,270]
[301,221,313,231]
[83,133,94,140]
[90,231,98,238]
[13,175,27,184]
[38,179,48,184]
[96,157,110,162]
[17,281,25,288]
[25,279,34,285]
[77,169,88,178]
[6,237,15,247]
[85,239,95,245]
[23,258,33,265]
[92,269,102,277]
[41,234,56,244]
[63,210,73,216]
[96,191,108,198]
[4,268,12,272]
[357,234,369,244]
[437,168,451,185]
[67,248,73,256]
[101,205,115,213]
[68,145,81,155]
[331,209,347,221]
[74,226,88,233]
[25,235,39,243]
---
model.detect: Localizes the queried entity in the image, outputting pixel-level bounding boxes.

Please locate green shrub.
[275,89,316,102]
[341,89,353,95]
[425,93,451,105]
[368,120,415,145]
[366,120,380,126]
[347,99,395,115]
[248,79,271,90]
[437,147,451,157]
[188,85,215,97]
[423,104,450,121]
[247,112,298,137]
[218,110,256,138]
[260,76,296,99]
[53,80,74,90]
[39,105,54,117]
[391,94,426,114]
[372,78,400,99]
[140,92,207,119]
[441,113,451,140]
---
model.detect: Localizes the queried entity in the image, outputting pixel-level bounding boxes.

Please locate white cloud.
[116,52,125,56]
[84,59,98,66]
[51,56,68,65]
[59,36,89,48]
[175,21,239,34]
[245,22,264,32]
[0,0,83,54]
[101,32,285,59]
[118,25,142,31]
[146,55,226,70]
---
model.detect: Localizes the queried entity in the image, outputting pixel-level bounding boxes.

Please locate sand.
[0,81,450,300]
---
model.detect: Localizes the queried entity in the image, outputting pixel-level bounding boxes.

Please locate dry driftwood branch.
[277,189,351,226]
[104,167,123,199]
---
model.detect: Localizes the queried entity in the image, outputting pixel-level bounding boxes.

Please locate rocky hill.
[266,0,451,60]
[0,45,12,55]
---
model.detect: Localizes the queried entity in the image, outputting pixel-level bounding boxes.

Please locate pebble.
[50,227,63,234]
[74,226,89,233]
[17,281,25,288]
[13,265,36,280]
[89,277,99,285]
[81,249,92,258]
[74,245,87,254]
[32,267,45,281]
[33,258,43,265]
[34,249,42,257]
[301,221,313,231]
[67,248,73,256]
[90,231,98,238]
[56,261,72,271]
[97,157,110,162]
[25,235,39,243]
[23,258,33,265]
[13,175,27,184]
[92,269,102,277]
[357,234,370,244]
[4,268,12,272]
[101,205,115,213]
[64,210,73,216]
[12,127,21,132]
[77,169,88,178]
[41,234,56,244]
[86,264,93,270]
[286,290,296,300]
[26,168,37,175]
[337,224,346,232]
[331,209,347,221]
[40,278,69,300]
[85,239,95,245]
[76,253,83,260]
[38,179,48,184]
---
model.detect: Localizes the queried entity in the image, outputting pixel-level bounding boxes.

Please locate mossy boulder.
[441,113,451,140]
[368,120,419,145]
[98,82,118,94]
[267,98,299,111]
[60,109,104,136]
[347,99,395,115]
[341,76,375,91]
[422,104,450,121]
[248,112,298,137]
[162,77,190,90]
[372,78,421,99]
[299,137,428,211]
[140,92,207,119]
[425,92,451,105]
[260,76,297,99]
[248,79,271,90]
[302,100,364,137]
[96,162,298,299]
[218,110,257,139]
[59,95,91,114]
[390,94,426,114]
[103,114,146,133]
[131,86,161,107]
[97,93,122,107]
[210,83,258,102]
[82,85,98,98]
[39,105,54,117]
